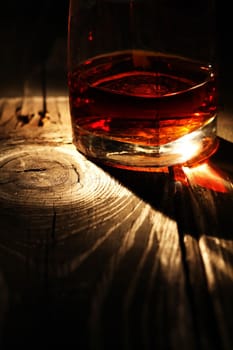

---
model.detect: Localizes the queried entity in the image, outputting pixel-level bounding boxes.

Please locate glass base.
[73,116,218,171]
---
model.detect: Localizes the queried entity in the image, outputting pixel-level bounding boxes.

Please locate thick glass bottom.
[73,116,218,171]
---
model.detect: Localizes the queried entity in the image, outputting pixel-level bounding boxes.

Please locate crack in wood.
[51,208,57,242]
[71,163,80,183]
[16,168,47,173]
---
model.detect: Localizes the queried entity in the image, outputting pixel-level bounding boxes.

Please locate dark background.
[0,1,69,96]
[0,1,232,111]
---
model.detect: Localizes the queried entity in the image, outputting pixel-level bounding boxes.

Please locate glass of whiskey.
[68,0,218,171]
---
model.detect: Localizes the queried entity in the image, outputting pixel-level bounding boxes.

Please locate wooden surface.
[0,93,233,349]
[0,3,233,349]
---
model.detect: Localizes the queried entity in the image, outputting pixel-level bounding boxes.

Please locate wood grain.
[173,167,233,350]
[0,97,233,349]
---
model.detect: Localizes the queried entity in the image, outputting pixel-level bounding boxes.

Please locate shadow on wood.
[93,137,233,241]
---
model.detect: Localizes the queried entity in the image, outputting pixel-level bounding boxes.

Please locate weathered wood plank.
[177,158,233,350]
[0,97,72,146]
[0,97,233,349]
[200,236,233,348]
[0,98,197,348]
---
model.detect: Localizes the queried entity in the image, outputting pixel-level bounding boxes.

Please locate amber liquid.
[68,50,217,168]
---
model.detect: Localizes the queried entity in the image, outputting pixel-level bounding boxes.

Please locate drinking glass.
[67,0,218,171]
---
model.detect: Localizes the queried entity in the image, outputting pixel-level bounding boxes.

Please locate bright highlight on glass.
[68,0,218,171]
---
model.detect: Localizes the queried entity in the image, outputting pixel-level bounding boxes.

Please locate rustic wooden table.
[0,88,233,350]
[0,3,233,349]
